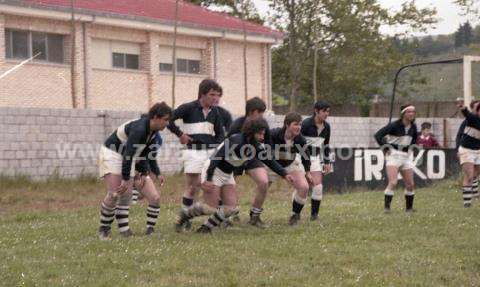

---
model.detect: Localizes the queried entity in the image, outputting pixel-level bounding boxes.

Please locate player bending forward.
[268,112,313,225]
[97,102,172,240]
[374,104,418,213]
[175,118,294,233]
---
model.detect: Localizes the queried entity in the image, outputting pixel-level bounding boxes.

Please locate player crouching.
[174,118,294,233]
[267,112,313,225]
[97,102,172,240]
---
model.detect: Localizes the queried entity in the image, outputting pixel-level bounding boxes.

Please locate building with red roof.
[0,0,282,114]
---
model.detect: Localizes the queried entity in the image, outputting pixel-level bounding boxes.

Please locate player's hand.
[134,174,147,191]
[179,134,193,145]
[201,181,215,192]
[117,179,133,194]
[284,174,295,185]
[456,98,464,109]
[157,175,166,187]
[305,172,313,185]
[323,164,332,174]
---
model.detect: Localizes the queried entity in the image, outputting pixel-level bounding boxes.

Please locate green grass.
[1,176,480,286]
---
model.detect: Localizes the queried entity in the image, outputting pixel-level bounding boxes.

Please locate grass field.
[1,176,480,286]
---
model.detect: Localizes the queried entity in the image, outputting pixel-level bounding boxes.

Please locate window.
[158,46,202,74]
[5,29,64,63]
[159,63,173,72]
[176,58,187,73]
[112,52,139,70]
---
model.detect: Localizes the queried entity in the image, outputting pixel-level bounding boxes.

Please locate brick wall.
[0,14,270,115]
[0,107,464,180]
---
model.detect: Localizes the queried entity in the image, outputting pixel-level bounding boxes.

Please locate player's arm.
[461,107,480,130]
[167,103,188,137]
[205,140,228,181]
[213,108,226,146]
[455,121,466,150]
[374,122,395,148]
[122,127,146,181]
[255,143,287,177]
[323,124,331,164]
[298,137,311,172]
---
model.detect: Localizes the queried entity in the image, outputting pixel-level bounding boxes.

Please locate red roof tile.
[19,0,282,38]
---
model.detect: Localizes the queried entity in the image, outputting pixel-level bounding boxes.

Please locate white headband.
[401,106,415,114]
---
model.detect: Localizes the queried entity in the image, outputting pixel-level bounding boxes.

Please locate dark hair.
[148,102,172,119]
[198,79,222,99]
[314,100,330,113]
[421,122,432,130]
[245,97,267,116]
[241,118,269,140]
[284,112,302,127]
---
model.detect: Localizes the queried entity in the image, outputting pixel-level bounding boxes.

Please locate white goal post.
[464,55,480,107]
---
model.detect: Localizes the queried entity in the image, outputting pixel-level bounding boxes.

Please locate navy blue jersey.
[206,133,287,181]
[104,117,157,180]
[269,127,311,171]
[374,119,418,152]
[167,100,224,149]
[459,107,480,150]
[300,116,331,163]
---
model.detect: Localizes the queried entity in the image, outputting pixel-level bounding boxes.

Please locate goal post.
[388,55,480,123]
[463,55,480,107]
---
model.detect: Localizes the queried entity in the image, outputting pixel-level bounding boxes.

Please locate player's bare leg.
[288,171,310,226]
[246,167,269,228]
[384,166,399,213]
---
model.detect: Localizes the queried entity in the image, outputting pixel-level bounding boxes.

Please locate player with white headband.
[374,104,418,213]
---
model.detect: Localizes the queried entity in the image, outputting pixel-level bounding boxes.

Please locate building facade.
[0,0,281,115]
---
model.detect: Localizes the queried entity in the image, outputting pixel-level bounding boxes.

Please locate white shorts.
[201,160,236,187]
[385,149,414,170]
[458,146,480,165]
[268,155,305,181]
[98,145,135,178]
[310,155,324,173]
[183,149,215,174]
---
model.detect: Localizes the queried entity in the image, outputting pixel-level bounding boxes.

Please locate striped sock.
[204,209,226,229]
[463,185,473,206]
[115,205,130,233]
[132,189,139,204]
[472,180,478,197]
[250,207,263,217]
[182,197,194,212]
[146,204,160,229]
[100,202,115,229]
[179,202,210,223]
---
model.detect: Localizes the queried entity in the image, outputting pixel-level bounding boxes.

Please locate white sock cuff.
[311,184,323,201]
[293,191,307,205]
[384,189,394,196]
[404,190,415,196]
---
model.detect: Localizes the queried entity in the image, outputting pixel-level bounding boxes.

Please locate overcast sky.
[252,0,473,36]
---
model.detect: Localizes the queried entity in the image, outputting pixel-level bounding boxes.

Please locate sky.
[252,0,473,36]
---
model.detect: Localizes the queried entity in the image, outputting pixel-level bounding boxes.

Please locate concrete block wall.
[0,107,464,179]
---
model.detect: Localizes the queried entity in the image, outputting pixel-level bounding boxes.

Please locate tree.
[269,0,437,112]
[455,22,474,47]
[187,0,264,24]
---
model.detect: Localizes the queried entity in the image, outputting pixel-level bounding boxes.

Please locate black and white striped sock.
[463,185,473,206]
[100,202,115,229]
[204,209,226,229]
[115,205,130,233]
[146,204,160,229]
[179,202,209,223]
[250,207,263,217]
[132,189,140,204]
[182,197,194,212]
[472,180,478,197]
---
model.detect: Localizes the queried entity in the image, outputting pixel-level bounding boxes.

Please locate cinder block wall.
[0,107,463,179]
